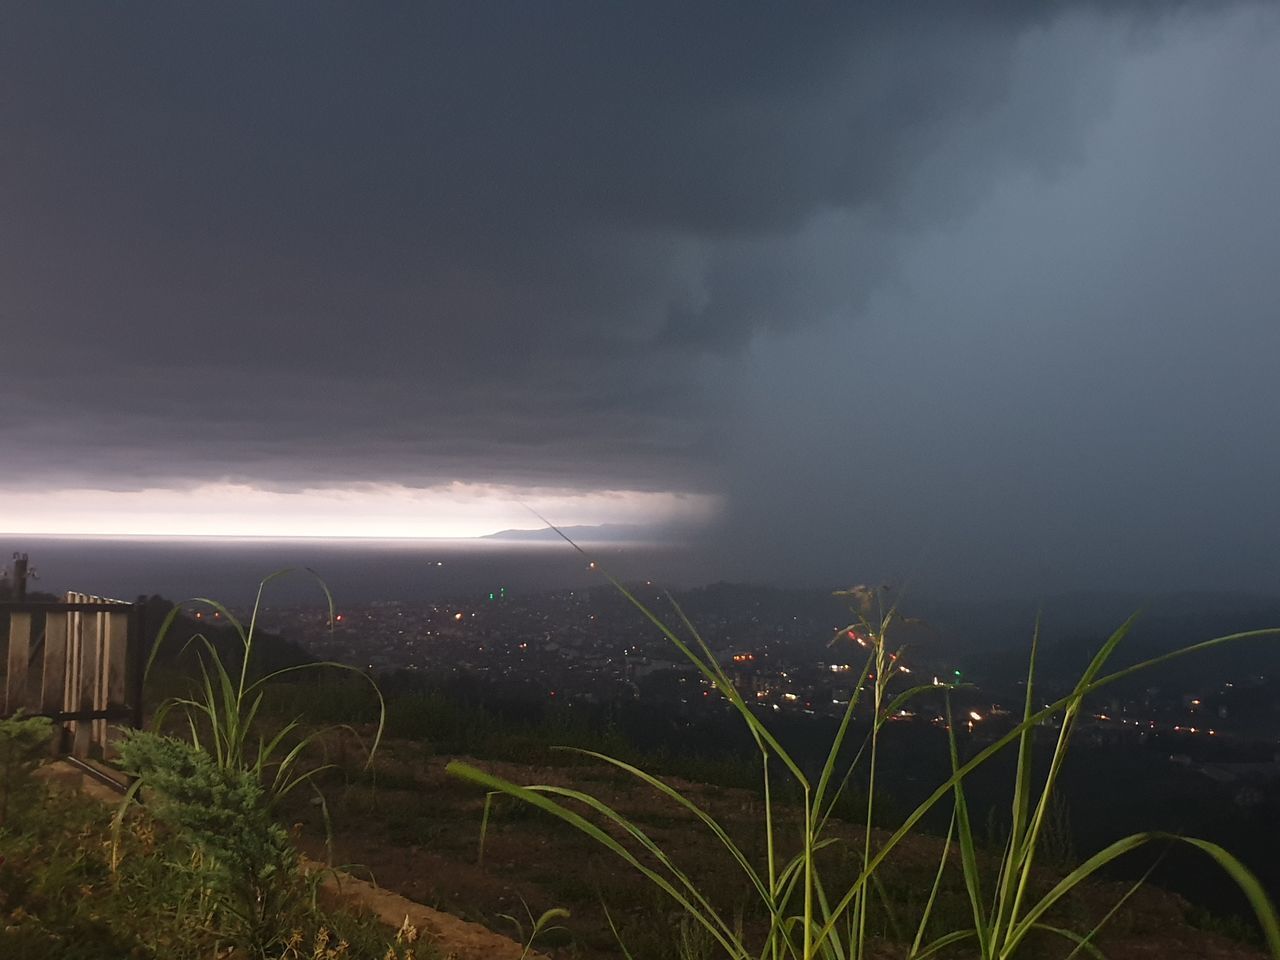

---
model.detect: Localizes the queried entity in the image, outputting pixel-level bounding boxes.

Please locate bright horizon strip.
[0,481,719,539]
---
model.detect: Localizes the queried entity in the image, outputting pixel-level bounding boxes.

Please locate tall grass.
[1,782,422,959]
[140,569,385,807]
[449,556,1280,959]
[113,571,389,955]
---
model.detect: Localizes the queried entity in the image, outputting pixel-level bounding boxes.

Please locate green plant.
[449,552,1280,960]
[109,572,388,953]
[984,791,1073,872]
[924,615,1278,960]
[143,570,385,809]
[0,783,421,960]
[498,897,570,960]
[116,729,302,954]
[0,712,53,828]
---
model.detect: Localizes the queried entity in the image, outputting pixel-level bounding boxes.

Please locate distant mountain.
[480,523,659,543]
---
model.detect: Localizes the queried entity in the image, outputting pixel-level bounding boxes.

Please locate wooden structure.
[1,593,146,759]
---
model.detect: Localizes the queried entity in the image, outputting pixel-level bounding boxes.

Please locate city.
[243,583,1280,794]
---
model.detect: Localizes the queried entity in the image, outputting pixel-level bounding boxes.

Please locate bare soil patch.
[287,740,1268,960]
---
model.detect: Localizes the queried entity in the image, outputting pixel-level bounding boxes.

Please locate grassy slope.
[278,716,1270,960]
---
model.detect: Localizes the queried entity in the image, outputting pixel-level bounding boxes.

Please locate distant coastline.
[479,523,656,543]
[2,525,657,544]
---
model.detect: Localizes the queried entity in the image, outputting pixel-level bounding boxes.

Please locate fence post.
[4,612,32,714]
[102,609,128,757]
[73,598,101,759]
[65,592,81,744]
[41,609,70,751]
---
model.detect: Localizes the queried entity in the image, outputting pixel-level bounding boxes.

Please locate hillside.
[286,736,1270,960]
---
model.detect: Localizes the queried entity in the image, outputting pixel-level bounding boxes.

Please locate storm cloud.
[2,3,1278,593]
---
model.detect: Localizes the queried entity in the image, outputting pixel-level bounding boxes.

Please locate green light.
[954,670,962,677]
[488,592,495,601]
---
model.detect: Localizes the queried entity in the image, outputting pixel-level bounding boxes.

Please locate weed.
[107,573,396,956]
[142,570,385,811]
[499,896,571,960]
[0,786,420,959]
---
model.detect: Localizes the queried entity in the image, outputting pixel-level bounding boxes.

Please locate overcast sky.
[2,3,1278,596]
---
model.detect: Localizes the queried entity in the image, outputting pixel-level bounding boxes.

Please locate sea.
[2,535,702,608]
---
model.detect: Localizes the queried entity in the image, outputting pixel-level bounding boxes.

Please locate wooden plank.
[4,601,138,614]
[73,601,100,759]
[44,610,70,754]
[102,610,128,757]
[91,598,107,753]
[65,593,82,744]
[4,612,32,714]
[40,611,69,715]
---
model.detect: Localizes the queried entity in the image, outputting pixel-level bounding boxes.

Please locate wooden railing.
[1,593,146,759]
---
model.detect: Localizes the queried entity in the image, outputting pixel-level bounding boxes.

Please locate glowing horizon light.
[0,481,719,539]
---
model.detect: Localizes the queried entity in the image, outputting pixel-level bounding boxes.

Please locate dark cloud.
[709,6,1280,595]
[2,3,1278,594]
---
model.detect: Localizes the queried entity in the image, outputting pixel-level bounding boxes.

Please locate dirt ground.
[286,739,1270,960]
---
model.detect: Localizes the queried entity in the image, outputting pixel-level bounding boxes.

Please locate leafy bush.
[0,712,53,828]
[117,728,302,954]
[112,572,390,956]
[0,785,419,960]
[144,570,384,811]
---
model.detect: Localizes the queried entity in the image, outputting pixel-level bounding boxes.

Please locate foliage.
[271,674,762,795]
[116,728,302,954]
[932,614,1279,960]
[0,712,52,828]
[0,786,418,960]
[449,547,1280,960]
[498,897,571,960]
[106,572,392,956]
[143,569,385,811]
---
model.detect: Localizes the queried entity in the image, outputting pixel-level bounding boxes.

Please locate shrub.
[0,712,53,829]
[0,782,419,959]
[116,728,303,955]
[143,570,385,811]
[114,572,389,955]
